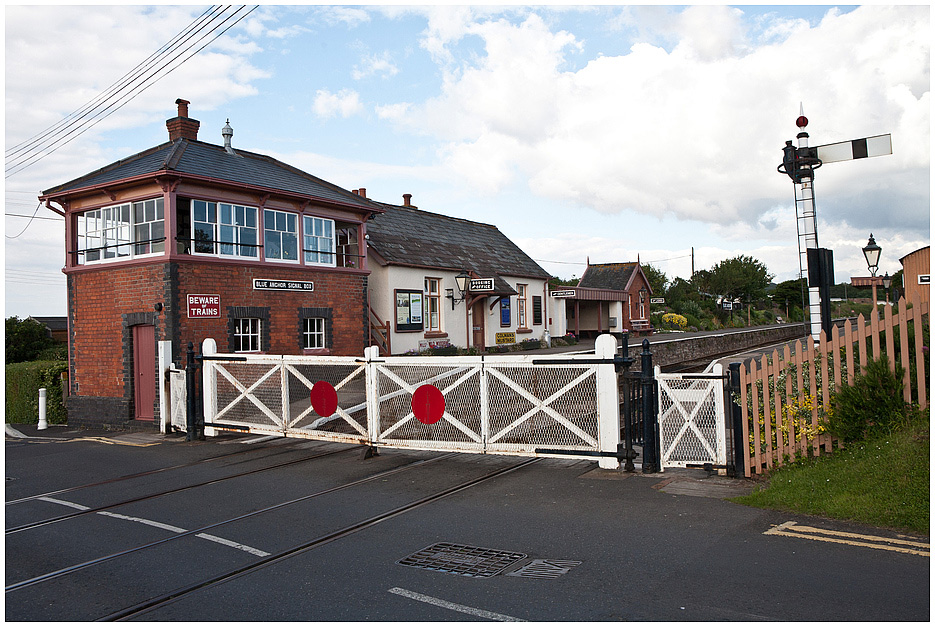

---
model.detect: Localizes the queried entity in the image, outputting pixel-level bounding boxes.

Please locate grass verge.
[731,412,929,535]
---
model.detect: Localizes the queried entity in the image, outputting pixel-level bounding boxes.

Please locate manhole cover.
[398,542,526,578]
[507,559,582,579]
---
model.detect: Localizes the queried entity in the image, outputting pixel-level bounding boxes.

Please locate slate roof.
[577,262,647,292]
[367,204,550,294]
[29,316,67,332]
[40,139,379,213]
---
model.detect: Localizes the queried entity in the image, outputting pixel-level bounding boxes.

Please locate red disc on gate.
[412,384,445,425]
[310,381,338,417]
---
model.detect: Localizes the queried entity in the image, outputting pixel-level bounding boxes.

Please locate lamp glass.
[455,270,470,294]
[862,234,881,275]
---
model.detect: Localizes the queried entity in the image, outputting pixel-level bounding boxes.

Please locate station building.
[40,100,382,429]
[899,246,930,308]
[549,261,654,337]
[366,196,552,355]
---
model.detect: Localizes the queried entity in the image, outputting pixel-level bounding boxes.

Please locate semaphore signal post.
[777,105,892,340]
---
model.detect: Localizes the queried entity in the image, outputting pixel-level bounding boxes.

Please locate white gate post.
[158,341,172,433]
[365,345,380,444]
[595,334,621,469]
[201,338,218,437]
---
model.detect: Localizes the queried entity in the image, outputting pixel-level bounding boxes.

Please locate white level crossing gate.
[655,364,728,469]
[197,336,625,468]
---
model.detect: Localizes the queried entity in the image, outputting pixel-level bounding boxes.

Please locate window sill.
[516,328,533,334]
[303,348,332,356]
[424,332,448,339]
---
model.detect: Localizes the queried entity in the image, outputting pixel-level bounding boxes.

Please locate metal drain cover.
[507,559,582,579]
[397,542,527,578]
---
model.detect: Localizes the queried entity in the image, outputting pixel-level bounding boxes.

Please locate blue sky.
[4,5,929,317]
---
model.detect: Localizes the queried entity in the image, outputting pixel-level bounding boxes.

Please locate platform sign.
[253,279,314,291]
[551,290,576,297]
[187,294,220,318]
[650,297,665,304]
[470,278,494,291]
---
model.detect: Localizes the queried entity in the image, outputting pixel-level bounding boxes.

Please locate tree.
[771,278,808,310]
[5,316,55,364]
[549,276,579,287]
[641,263,668,296]
[666,277,697,305]
[691,269,714,299]
[708,255,774,304]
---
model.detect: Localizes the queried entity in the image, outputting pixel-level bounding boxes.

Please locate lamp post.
[882,272,891,306]
[862,234,882,310]
[450,269,471,310]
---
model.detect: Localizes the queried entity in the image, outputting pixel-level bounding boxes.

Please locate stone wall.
[637,323,810,368]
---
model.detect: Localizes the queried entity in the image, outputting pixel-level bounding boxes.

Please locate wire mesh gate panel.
[656,366,728,468]
[200,341,616,461]
[205,355,371,444]
[370,357,600,455]
[168,369,186,432]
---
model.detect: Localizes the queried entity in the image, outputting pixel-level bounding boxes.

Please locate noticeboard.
[395,290,423,332]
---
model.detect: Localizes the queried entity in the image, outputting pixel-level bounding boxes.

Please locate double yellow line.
[765,521,929,556]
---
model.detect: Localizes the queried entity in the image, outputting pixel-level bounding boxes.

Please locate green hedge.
[5,361,68,425]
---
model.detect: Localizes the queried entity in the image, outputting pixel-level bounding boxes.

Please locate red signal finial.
[796,102,808,129]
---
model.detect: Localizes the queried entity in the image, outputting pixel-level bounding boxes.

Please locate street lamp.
[882,272,891,305]
[862,234,882,312]
[449,269,471,310]
[862,233,881,277]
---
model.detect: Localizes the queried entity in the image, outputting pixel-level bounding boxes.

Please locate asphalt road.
[5,425,930,622]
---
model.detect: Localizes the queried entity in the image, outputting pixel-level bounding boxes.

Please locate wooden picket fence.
[737,297,929,477]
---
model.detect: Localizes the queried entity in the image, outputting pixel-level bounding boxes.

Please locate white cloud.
[352,52,400,80]
[312,89,364,119]
[381,5,928,237]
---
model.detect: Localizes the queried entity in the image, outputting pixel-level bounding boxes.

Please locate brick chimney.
[403,194,412,206]
[166,98,200,141]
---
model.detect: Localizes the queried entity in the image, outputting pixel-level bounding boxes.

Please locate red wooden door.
[471,302,486,350]
[133,325,156,421]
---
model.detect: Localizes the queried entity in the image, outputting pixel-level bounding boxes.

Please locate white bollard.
[38,388,48,430]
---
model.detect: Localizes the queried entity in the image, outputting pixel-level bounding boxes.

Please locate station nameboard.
[470,278,495,292]
[187,294,220,318]
[551,290,575,297]
[253,279,314,291]
[650,297,665,304]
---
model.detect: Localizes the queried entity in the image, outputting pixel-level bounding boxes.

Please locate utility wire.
[5,5,220,161]
[5,5,258,179]
[5,203,41,239]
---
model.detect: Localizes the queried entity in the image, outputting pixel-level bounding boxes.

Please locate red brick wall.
[68,260,368,422]
[70,265,165,398]
[175,262,367,355]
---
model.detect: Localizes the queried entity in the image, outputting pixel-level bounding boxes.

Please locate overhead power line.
[5,5,258,179]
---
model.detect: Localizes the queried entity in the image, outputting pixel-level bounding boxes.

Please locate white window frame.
[263,208,299,263]
[425,278,441,332]
[303,215,336,267]
[303,317,326,349]
[192,200,258,259]
[234,318,262,352]
[77,198,165,265]
[517,284,528,328]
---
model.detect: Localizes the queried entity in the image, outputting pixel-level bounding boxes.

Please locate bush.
[519,338,542,350]
[428,344,458,356]
[829,355,909,442]
[5,316,56,364]
[5,360,68,424]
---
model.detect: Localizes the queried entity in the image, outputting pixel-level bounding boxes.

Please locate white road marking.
[35,496,269,557]
[37,496,90,510]
[389,587,526,622]
[196,533,271,556]
[97,511,187,533]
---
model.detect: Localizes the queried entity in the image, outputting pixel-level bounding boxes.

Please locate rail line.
[6,443,358,534]
[6,451,467,594]
[100,456,538,621]
[5,436,301,506]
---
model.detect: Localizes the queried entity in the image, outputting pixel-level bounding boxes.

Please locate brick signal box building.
[40,100,382,429]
